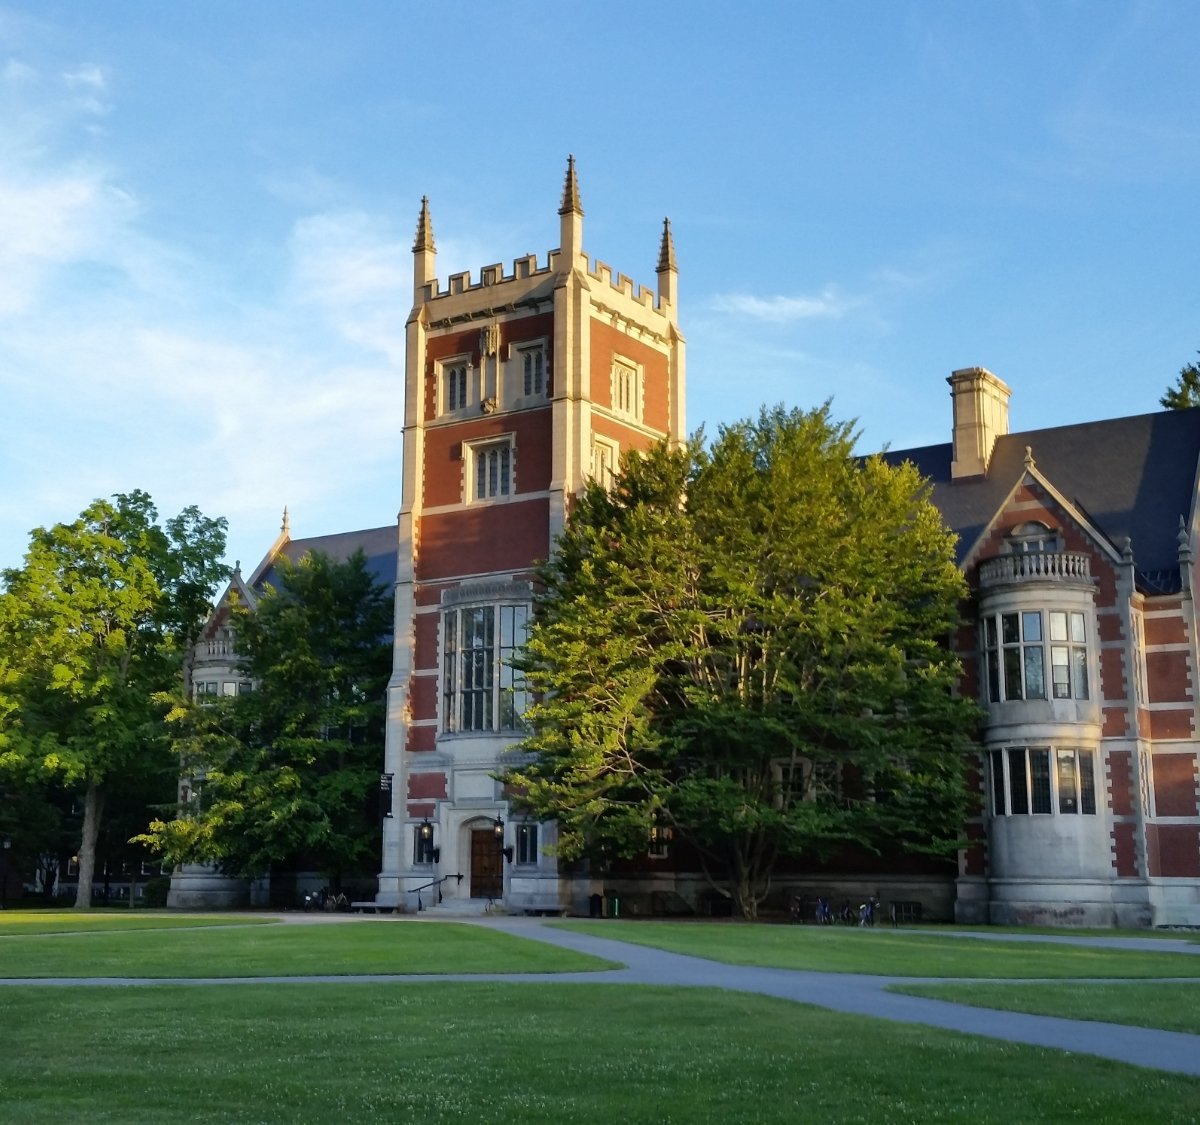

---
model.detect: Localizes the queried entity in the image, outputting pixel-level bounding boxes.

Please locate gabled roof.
[881,407,1200,594]
[255,524,398,593]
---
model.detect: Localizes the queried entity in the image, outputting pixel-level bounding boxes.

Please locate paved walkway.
[4,915,1199,1079]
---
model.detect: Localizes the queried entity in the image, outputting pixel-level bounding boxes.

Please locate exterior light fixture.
[494,817,514,864]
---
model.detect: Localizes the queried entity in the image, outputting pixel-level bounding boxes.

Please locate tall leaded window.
[591,437,618,489]
[516,822,539,865]
[444,363,469,413]
[982,608,1089,703]
[472,440,513,501]
[988,747,1097,816]
[521,346,546,397]
[442,603,529,733]
[1048,611,1089,700]
[611,358,641,420]
[983,611,1045,701]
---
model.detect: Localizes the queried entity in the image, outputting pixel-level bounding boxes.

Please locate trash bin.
[606,894,620,918]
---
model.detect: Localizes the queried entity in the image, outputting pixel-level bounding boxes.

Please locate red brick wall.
[1146,824,1200,877]
[418,500,550,581]
[1111,822,1139,876]
[409,675,438,725]
[1152,753,1199,817]
[1146,650,1191,704]
[1107,750,1133,815]
[408,771,448,800]
[414,613,438,672]
[407,726,436,753]
[423,409,554,508]
[590,320,670,434]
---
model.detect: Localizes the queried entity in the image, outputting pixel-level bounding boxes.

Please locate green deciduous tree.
[139,551,392,889]
[504,405,980,918]
[0,491,227,909]
[1160,354,1200,410]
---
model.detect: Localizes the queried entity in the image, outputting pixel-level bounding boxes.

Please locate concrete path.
[4,914,1199,1079]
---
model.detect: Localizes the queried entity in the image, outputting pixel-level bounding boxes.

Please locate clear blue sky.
[2,2,1197,576]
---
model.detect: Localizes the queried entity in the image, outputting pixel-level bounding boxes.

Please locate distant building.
[885,369,1200,927]
[169,515,397,908]
[376,158,685,913]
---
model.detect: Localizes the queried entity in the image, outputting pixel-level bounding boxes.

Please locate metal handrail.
[412,872,463,911]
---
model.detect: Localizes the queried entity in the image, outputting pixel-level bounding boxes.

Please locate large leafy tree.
[1160,353,1200,410]
[505,405,980,918]
[140,550,392,888]
[0,492,227,910]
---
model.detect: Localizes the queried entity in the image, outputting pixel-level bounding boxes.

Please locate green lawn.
[0,910,272,935]
[0,983,1197,1123]
[891,980,1200,1035]
[0,918,615,978]
[557,920,1200,978]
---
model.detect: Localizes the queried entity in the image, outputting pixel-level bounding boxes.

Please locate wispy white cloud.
[0,50,411,572]
[707,285,854,324]
[288,211,410,363]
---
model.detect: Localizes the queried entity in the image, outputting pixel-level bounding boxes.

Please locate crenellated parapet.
[417,247,675,323]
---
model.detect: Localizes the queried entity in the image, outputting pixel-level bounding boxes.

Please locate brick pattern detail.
[1107,751,1133,815]
[407,771,448,800]
[1111,822,1139,877]
[1152,753,1199,817]
[1146,825,1200,878]
[1146,650,1192,705]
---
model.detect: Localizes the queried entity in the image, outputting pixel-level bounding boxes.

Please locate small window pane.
[989,750,1006,815]
[1022,612,1042,643]
[1002,613,1020,645]
[1079,751,1097,815]
[984,616,997,648]
[1051,646,1070,698]
[1049,611,1067,642]
[1057,749,1079,814]
[1008,748,1029,814]
[1024,647,1046,700]
[1070,612,1086,644]
[1073,647,1089,700]
[1003,648,1024,700]
[1030,749,1052,814]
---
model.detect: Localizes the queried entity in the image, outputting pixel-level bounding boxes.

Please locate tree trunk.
[74,780,106,912]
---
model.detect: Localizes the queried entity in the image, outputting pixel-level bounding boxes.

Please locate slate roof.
[881,407,1200,595]
[255,524,398,593]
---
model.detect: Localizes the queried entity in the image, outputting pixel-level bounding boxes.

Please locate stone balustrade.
[978,551,1092,589]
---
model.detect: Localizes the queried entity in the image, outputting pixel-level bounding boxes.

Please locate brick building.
[375,159,685,912]
[176,164,1199,927]
[884,368,1200,927]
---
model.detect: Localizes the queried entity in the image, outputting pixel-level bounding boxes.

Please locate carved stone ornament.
[481,397,498,414]
[481,323,501,356]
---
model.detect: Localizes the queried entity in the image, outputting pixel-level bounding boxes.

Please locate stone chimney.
[948,366,1011,479]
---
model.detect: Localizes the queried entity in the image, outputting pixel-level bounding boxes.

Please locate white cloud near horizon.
[0,50,412,572]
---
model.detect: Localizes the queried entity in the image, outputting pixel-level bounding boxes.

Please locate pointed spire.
[281,506,290,536]
[558,155,583,216]
[413,196,435,253]
[657,218,677,273]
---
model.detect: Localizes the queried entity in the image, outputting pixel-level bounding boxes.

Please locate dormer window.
[1006,521,1059,554]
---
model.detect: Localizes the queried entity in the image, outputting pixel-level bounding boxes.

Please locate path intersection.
[3,914,1198,1079]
